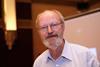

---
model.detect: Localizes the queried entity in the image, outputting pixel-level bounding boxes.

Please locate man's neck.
[49,40,64,60]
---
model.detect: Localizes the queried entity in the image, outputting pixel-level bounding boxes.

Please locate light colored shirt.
[33,40,100,67]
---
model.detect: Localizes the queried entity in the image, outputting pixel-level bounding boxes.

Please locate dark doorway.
[0,28,33,67]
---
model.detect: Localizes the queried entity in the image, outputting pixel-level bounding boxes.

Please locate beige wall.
[64,11,100,61]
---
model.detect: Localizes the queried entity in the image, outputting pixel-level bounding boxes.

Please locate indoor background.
[0,0,100,67]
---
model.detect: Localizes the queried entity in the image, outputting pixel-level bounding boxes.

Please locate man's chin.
[46,45,58,50]
[42,37,63,50]
[43,40,57,50]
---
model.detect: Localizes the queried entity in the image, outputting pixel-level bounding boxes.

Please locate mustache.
[46,34,58,39]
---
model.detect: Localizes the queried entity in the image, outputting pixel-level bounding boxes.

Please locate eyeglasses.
[38,22,63,32]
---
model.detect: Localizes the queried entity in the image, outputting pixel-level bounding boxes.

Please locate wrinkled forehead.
[36,11,61,26]
[39,10,60,20]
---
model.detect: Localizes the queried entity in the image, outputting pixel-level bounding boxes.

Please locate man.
[33,10,99,67]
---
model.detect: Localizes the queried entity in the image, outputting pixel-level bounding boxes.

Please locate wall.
[64,10,100,61]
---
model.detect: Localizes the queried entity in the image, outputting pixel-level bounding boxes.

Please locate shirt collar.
[61,40,72,61]
[46,40,73,62]
[46,50,53,62]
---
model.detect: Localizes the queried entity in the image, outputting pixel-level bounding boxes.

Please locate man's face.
[37,12,64,50]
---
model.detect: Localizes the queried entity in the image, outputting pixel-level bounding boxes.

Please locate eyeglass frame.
[37,22,64,32]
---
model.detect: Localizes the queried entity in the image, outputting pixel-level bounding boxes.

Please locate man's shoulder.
[34,49,49,64]
[37,49,49,58]
[67,42,89,53]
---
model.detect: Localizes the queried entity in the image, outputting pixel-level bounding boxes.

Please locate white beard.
[42,36,63,50]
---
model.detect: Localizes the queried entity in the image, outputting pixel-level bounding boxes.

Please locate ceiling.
[32,0,100,6]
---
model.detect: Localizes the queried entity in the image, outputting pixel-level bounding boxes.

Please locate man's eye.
[40,26,47,29]
[52,24,57,26]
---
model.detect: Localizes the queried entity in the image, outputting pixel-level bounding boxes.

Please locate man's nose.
[47,25,53,34]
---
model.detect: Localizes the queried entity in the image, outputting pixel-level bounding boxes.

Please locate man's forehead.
[39,10,59,19]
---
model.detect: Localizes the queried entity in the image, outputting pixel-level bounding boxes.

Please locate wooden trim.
[64,8,100,20]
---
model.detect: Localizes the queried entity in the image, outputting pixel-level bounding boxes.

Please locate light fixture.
[3,0,17,50]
